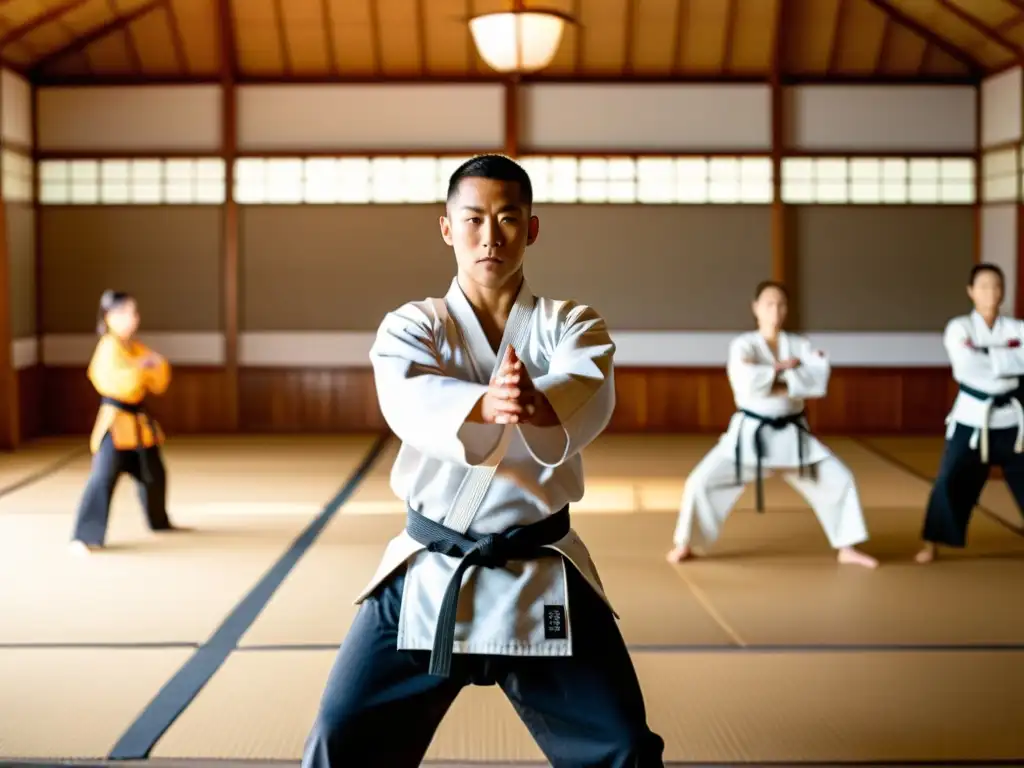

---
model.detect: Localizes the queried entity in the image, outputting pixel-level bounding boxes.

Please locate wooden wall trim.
[34,365,957,438]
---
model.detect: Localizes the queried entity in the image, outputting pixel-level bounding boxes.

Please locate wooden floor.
[1,432,1023,767]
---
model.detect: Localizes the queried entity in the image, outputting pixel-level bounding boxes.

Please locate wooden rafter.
[415,0,427,74]
[721,0,737,74]
[573,0,584,75]
[0,0,91,49]
[164,0,189,73]
[826,0,845,76]
[937,0,1023,59]
[368,0,382,76]
[217,0,236,76]
[30,0,165,73]
[863,0,982,74]
[272,0,290,75]
[320,0,338,75]
[109,0,143,74]
[670,0,685,76]
[622,0,636,76]
[873,11,892,74]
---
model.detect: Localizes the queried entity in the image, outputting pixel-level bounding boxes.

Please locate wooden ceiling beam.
[937,0,1023,59]
[873,13,892,75]
[369,0,383,76]
[415,0,427,74]
[164,0,189,73]
[272,0,290,75]
[109,0,143,74]
[216,0,235,78]
[863,0,982,74]
[29,0,165,73]
[721,0,737,74]
[826,0,846,77]
[622,0,636,76]
[320,0,338,75]
[0,0,91,49]
[669,0,683,76]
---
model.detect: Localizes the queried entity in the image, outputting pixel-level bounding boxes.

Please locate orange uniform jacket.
[87,334,172,454]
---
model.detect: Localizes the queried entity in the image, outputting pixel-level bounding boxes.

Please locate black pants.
[70,432,171,546]
[301,564,665,768]
[923,422,1024,547]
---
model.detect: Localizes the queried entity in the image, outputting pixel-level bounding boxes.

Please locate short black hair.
[970,262,1005,287]
[445,154,533,209]
[754,280,788,300]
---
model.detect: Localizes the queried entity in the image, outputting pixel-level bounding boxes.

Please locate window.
[2,149,33,203]
[234,156,473,204]
[782,156,976,205]
[981,147,1017,203]
[233,155,774,205]
[38,158,226,205]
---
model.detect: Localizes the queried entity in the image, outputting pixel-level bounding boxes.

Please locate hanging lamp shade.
[468,9,571,73]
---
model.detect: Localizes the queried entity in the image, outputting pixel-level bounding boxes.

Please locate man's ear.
[526,215,540,246]
[439,215,454,246]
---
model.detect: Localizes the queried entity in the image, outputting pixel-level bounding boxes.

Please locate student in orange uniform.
[69,290,179,554]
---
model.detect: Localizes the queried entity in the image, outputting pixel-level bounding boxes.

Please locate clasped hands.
[136,352,164,369]
[477,346,559,427]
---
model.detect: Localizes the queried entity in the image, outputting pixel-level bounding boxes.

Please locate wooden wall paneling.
[41,367,234,436]
[16,365,41,444]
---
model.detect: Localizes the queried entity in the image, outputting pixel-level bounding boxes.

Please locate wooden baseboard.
[29,365,956,437]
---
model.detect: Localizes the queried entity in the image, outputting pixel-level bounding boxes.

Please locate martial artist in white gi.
[666,281,878,569]
[301,155,664,768]
[917,263,1024,564]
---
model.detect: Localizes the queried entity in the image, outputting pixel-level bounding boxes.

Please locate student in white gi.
[917,263,1024,564]
[301,155,664,768]
[666,281,878,569]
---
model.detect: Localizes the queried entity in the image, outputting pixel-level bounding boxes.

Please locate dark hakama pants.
[300,563,665,768]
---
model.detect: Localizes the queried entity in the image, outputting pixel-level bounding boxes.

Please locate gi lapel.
[438,277,537,535]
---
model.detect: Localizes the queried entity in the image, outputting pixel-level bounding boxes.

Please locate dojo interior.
[2,0,1024,766]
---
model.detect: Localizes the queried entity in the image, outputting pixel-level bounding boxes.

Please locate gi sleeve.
[726,336,775,398]
[945,317,996,381]
[783,337,831,399]
[87,336,148,401]
[370,303,501,466]
[137,343,172,395]
[989,320,1024,378]
[519,303,615,468]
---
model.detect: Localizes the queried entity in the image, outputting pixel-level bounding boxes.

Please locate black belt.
[100,396,157,483]
[405,504,571,678]
[735,409,809,513]
[959,382,1024,408]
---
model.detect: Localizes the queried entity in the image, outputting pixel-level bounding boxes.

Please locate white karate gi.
[942,311,1024,462]
[672,331,869,551]
[356,277,616,659]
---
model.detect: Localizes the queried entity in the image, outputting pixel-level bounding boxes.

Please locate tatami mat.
[0,437,84,493]
[861,435,1024,532]
[0,647,194,759]
[4,432,1024,766]
[0,436,378,644]
[150,648,1024,763]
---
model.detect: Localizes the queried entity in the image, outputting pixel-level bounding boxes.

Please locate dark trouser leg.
[922,423,990,547]
[125,445,172,530]
[301,568,466,768]
[987,427,1024,524]
[70,434,124,546]
[497,566,665,768]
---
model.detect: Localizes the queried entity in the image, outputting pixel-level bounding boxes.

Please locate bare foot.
[914,543,936,564]
[666,545,694,563]
[68,540,101,556]
[837,546,879,569]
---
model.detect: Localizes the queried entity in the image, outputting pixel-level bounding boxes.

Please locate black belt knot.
[734,409,809,513]
[959,382,1024,409]
[406,504,570,678]
[100,395,158,484]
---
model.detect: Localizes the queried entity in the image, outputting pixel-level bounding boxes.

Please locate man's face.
[440,177,539,290]
[968,269,1004,315]
[752,286,788,330]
